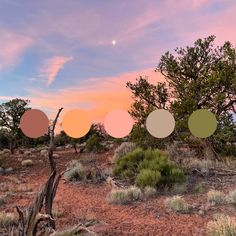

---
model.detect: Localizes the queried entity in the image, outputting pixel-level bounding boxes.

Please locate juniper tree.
[127,36,236,156]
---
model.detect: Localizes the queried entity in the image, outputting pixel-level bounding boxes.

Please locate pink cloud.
[40,56,73,86]
[0,95,28,101]
[28,68,164,124]
[0,29,33,71]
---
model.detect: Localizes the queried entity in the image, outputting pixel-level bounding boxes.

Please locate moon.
[112,40,116,45]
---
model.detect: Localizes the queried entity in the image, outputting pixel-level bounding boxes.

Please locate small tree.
[127,36,236,157]
[0,98,30,153]
[127,77,170,149]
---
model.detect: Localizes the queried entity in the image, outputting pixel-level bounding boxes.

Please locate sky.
[0,0,236,123]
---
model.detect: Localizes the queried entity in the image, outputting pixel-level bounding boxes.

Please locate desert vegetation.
[0,35,235,235]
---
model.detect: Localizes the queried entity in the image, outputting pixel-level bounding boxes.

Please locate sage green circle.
[188,109,217,138]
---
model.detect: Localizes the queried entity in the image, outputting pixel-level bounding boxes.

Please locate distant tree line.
[0,98,109,153]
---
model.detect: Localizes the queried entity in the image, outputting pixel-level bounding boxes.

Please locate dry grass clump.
[15,184,33,193]
[113,142,136,161]
[193,182,205,193]
[52,204,64,218]
[181,158,217,172]
[143,186,157,198]
[171,183,187,194]
[164,196,190,214]
[107,186,143,205]
[64,160,85,182]
[226,190,236,206]
[207,214,236,236]
[207,190,226,205]
[0,212,18,227]
[21,159,33,167]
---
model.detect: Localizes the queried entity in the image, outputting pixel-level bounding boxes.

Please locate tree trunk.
[202,139,218,160]
[73,143,78,154]
[9,137,16,154]
[16,108,63,236]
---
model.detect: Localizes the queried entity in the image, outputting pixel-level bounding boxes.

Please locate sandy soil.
[1,148,236,235]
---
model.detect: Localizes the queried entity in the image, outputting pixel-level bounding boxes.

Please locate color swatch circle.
[188,109,217,138]
[146,109,175,138]
[62,109,91,138]
[104,109,134,138]
[20,109,49,138]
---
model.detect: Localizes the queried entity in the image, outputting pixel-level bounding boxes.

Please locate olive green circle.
[188,109,217,138]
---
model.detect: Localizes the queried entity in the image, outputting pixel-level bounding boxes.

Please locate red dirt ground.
[1,148,236,235]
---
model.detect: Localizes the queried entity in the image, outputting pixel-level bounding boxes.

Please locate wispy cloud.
[28,68,164,122]
[0,28,33,71]
[40,56,73,86]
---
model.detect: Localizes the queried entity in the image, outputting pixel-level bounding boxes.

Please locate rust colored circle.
[20,109,49,138]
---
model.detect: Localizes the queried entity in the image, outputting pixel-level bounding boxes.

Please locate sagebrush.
[114,148,185,188]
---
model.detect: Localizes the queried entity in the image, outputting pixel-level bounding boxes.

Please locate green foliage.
[135,169,161,188]
[114,148,185,188]
[0,98,31,152]
[193,182,205,193]
[129,124,167,149]
[0,129,10,149]
[55,123,108,148]
[127,36,236,155]
[86,134,103,152]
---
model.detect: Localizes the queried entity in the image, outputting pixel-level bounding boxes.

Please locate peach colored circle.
[62,109,91,138]
[20,109,49,138]
[104,109,134,138]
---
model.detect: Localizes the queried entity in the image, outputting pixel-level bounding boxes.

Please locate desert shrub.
[135,169,161,188]
[227,190,236,206]
[143,186,157,198]
[14,184,33,193]
[0,212,18,227]
[113,142,136,161]
[164,196,190,214]
[107,189,130,205]
[207,190,226,205]
[207,214,236,236]
[193,182,205,193]
[107,186,143,205]
[86,134,103,152]
[64,160,85,181]
[114,148,185,188]
[126,186,143,200]
[171,183,187,194]
[21,159,33,167]
[52,204,64,218]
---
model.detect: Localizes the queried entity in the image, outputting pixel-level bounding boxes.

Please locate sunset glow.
[0,0,235,122]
